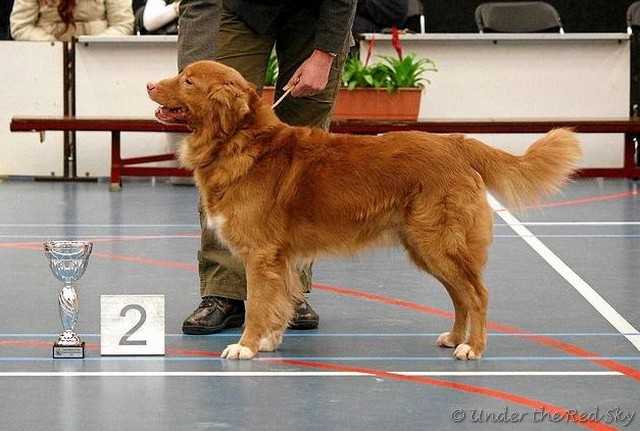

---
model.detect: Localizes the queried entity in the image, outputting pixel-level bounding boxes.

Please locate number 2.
[119,304,147,346]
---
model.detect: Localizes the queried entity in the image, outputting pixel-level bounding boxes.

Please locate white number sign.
[100,295,165,356]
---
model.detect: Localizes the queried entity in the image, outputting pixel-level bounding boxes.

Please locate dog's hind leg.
[404,236,489,360]
[221,250,299,360]
[404,244,468,348]
[402,188,492,360]
[435,283,469,349]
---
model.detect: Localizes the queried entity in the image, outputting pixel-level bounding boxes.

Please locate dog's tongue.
[155,106,187,124]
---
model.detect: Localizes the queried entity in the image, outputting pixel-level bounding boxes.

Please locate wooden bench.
[10,116,640,190]
[11,117,190,190]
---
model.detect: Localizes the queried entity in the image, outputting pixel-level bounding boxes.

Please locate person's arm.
[287,0,356,97]
[177,0,220,71]
[97,0,135,36]
[10,0,56,41]
[143,0,180,32]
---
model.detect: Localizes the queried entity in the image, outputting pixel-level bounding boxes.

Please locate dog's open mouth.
[155,105,189,125]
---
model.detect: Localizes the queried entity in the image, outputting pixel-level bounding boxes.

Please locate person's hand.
[286,49,335,98]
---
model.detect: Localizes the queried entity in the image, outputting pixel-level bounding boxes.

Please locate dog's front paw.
[221,343,256,360]
[453,343,481,360]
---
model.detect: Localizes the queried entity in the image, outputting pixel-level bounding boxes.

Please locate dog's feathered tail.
[460,129,582,210]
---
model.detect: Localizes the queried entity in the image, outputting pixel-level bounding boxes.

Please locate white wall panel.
[361,34,630,168]
[3,35,630,176]
[75,38,182,177]
[1,42,64,176]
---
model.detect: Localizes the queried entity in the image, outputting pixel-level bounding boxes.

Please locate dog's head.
[147,60,258,135]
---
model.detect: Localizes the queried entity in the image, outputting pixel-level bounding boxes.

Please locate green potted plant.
[335,53,436,120]
[260,32,436,120]
[260,53,279,104]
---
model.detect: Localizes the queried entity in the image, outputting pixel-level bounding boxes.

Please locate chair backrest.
[407,0,425,33]
[407,0,424,17]
[475,2,563,34]
[627,1,640,33]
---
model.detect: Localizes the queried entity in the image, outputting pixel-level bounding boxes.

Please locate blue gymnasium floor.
[0,178,638,430]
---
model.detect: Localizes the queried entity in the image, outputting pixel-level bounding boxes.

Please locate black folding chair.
[475,2,563,34]
[627,1,640,34]
[407,0,426,33]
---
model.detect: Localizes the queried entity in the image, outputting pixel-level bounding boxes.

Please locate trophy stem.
[57,283,80,346]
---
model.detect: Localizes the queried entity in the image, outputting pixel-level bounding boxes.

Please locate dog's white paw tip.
[454,343,481,360]
[436,332,457,348]
[221,343,256,360]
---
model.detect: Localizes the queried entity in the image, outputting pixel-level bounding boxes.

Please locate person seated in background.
[1,0,15,39]
[353,0,409,33]
[134,0,180,35]
[10,0,134,41]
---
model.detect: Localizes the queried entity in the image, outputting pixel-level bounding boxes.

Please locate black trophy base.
[52,342,85,359]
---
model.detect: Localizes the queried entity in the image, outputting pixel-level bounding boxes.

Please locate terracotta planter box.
[260,87,422,120]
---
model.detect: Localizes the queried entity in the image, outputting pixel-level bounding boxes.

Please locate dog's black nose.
[146,82,157,92]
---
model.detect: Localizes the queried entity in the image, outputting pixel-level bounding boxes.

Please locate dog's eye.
[184,78,193,86]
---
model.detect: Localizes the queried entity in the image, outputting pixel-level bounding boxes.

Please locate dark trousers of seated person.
[187,4,349,301]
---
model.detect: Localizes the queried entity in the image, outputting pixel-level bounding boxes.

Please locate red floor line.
[532,190,638,210]
[0,242,42,248]
[495,190,639,212]
[0,341,616,430]
[91,251,198,272]
[0,341,218,359]
[0,243,199,272]
[0,340,51,348]
[0,235,198,249]
[2,244,639,383]
[312,283,640,383]
[274,358,616,431]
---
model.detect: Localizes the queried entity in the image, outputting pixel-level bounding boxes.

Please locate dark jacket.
[353,0,409,33]
[224,0,356,54]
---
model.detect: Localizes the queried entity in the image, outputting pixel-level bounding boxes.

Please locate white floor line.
[494,222,640,226]
[2,332,639,338]
[489,194,640,352]
[494,234,640,238]
[0,371,622,377]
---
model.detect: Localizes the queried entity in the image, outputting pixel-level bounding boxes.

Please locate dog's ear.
[207,81,254,136]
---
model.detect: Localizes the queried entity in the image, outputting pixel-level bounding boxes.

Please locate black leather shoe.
[182,296,245,335]
[289,299,319,330]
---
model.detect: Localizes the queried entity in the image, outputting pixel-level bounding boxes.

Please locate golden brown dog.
[147,60,581,360]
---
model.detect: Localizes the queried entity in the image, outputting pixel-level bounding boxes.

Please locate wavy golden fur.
[148,61,582,360]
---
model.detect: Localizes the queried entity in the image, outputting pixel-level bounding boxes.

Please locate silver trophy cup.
[43,241,93,359]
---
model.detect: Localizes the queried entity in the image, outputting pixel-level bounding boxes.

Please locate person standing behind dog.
[178,0,356,335]
[10,0,134,41]
[353,0,409,33]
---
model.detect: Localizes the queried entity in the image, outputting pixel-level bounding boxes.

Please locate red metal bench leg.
[623,133,639,179]
[110,131,122,191]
